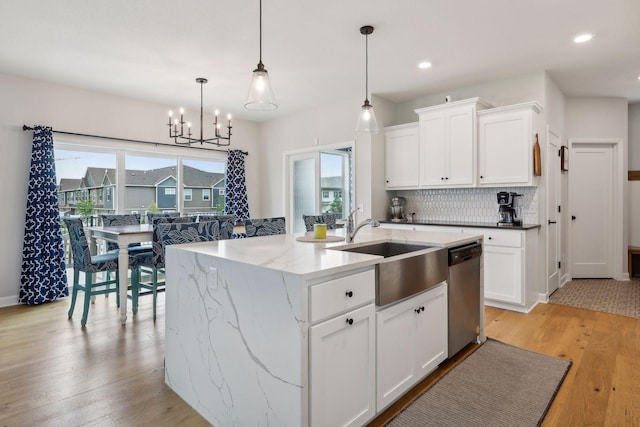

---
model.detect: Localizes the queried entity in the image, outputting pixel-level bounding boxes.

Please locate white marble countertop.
[169,226,481,279]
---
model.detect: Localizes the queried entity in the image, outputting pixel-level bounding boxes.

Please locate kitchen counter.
[163,227,482,426]
[379,219,541,230]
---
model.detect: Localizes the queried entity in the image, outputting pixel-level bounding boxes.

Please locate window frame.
[54,138,227,216]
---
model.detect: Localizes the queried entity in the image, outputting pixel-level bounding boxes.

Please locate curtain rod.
[22,125,248,156]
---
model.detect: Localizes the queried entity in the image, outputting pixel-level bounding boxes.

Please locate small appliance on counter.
[390,197,406,222]
[497,191,523,226]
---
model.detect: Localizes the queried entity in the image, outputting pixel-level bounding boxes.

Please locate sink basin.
[339,241,433,258]
[334,241,447,306]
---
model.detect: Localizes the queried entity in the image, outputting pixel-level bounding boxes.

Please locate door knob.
[548,220,557,224]
[571,215,576,220]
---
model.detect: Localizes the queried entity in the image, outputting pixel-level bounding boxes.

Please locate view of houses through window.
[55,145,226,225]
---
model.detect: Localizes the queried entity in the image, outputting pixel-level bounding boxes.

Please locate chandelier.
[167,78,232,146]
[245,0,277,110]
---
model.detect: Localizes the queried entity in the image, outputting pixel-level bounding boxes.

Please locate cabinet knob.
[346,318,354,325]
[414,306,425,314]
[386,180,389,183]
[445,177,449,180]
[488,236,493,240]
[480,175,484,179]
[345,291,353,298]
[441,177,444,180]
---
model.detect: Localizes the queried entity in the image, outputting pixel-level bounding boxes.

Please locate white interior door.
[569,144,614,278]
[546,128,560,294]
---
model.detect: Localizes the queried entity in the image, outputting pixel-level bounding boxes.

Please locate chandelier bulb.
[179,107,184,115]
[214,109,220,116]
[168,110,173,117]
[187,122,192,128]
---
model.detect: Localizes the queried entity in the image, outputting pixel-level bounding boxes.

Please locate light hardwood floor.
[1,296,638,426]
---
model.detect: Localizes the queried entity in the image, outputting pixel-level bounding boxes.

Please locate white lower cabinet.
[376,283,448,410]
[483,244,523,304]
[309,290,376,426]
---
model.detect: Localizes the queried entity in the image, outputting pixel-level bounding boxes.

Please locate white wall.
[394,72,546,125]
[565,96,629,277]
[257,93,396,223]
[627,103,640,245]
[0,72,260,306]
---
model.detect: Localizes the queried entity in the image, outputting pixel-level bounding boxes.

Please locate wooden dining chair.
[129,216,197,320]
[243,217,287,237]
[302,213,338,232]
[63,218,120,327]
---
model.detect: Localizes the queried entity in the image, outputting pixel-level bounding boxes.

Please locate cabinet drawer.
[463,227,522,248]
[310,269,375,323]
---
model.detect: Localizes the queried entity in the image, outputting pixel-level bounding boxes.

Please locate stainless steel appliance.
[390,197,406,222]
[447,242,482,357]
[497,191,523,226]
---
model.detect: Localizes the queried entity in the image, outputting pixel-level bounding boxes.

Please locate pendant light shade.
[245,0,277,111]
[355,25,379,133]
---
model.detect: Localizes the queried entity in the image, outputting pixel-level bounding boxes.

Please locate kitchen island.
[164,227,482,427]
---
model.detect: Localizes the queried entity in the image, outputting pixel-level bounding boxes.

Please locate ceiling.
[1,0,639,122]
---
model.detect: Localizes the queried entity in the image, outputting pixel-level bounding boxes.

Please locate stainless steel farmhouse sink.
[334,241,448,306]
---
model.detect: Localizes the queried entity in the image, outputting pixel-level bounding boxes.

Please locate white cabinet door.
[376,284,447,410]
[419,113,447,186]
[483,245,523,304]
[385,123,420,189]
[477,102,541,187]
[414,284,448,377]
[445,108,475,186]
[310,304,376,427]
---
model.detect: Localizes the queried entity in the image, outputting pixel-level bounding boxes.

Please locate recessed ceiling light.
[418,61,432,69]
[573,33,594,43]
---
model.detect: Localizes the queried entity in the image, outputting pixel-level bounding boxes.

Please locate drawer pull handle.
[415,306,425,314]
[345,291,353,298]
[346,318,354,325]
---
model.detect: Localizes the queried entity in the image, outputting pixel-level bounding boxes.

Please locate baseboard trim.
[0,295,19,308]
[560,274,571,287]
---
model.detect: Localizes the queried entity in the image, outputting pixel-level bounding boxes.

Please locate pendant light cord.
[259,0,263,64]
[365,32,369,102]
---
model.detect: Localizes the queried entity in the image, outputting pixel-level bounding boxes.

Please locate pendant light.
[355,25,379,133]
[245,0,277,111]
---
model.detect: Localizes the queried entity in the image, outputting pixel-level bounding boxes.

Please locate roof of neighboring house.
[59,166,225,191]
[320,176,343,189]
[58,178,82,192]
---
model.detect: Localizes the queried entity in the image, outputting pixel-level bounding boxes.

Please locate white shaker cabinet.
[463,227,539,313]
[309,269,376,427]
[376,282,447,411]
[416,98,491,188]
[477,102,542,187]
[384,123,420,189]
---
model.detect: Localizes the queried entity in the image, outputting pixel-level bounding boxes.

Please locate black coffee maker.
[497,192,522,226]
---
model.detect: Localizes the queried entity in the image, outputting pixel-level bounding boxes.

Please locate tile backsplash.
[393,187,538,224]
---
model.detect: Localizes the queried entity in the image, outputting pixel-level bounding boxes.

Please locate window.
[288,147,352,233]
[54,142,227,220]
[184,189,192,201]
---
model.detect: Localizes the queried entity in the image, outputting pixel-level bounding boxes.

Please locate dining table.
[86,224,154,325]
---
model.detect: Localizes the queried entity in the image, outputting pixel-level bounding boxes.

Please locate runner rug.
[386,338,571,427]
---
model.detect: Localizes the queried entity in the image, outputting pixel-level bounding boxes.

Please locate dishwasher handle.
[448,242,482,266]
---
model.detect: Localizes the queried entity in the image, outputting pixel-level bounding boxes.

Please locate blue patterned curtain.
[20,126,69,305]
[224,150,250,220]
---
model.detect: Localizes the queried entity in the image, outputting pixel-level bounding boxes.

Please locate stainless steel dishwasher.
[448,242,482,357]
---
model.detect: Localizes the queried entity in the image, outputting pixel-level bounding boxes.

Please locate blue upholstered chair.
[63,218,120,327]
[243,217,286,237]
[100,213,151,254]
[146,212,180,224]
[198,214,236,240]
[302,213,338,232]
[129,216,197,320]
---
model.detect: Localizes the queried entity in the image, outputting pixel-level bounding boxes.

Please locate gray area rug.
[549,278,640,318]
[386,339,571,427]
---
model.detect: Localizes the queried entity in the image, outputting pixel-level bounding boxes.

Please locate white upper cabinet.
[416,98,491,188]
[477,102,542,187]
[384,123,420,189]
